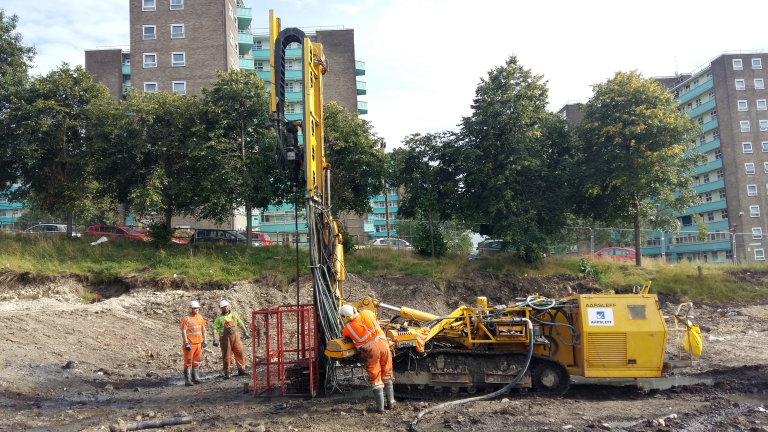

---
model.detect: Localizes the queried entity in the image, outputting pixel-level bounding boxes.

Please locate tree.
[123,90,205,230]
[457,56,576,262]
[10,64,114,237]
[323,102,385,217]
[576,70,701,266]
[0,11,35,193]
[202,69,286,248]
[392,132,460,258]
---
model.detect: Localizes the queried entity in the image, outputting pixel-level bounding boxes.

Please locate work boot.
[237,367,249,376]
[384,381,395,410]
[184,369,194,387]
[223,370,231,379]
[372,388,385,414]
[191,367,202,384]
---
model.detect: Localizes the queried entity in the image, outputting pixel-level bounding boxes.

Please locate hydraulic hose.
[410,318,534,431]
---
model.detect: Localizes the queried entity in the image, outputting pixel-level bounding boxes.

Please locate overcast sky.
[3,0,768,149]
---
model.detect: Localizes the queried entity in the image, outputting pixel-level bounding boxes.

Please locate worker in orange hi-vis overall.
[180,300,207,387]
[340,304,394,413]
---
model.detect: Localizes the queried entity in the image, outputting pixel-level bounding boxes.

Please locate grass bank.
[2,233,768,303]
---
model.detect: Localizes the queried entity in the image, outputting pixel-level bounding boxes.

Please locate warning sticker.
[587,308,614,326]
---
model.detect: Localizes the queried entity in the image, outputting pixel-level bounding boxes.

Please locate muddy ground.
[1,270,768,431]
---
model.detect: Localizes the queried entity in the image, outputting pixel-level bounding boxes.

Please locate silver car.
[369,237,413,251]
[23,224,81,237]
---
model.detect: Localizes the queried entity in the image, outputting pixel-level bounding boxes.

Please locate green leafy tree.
[123,90,205,230]
[457,56,576,262]
[10,64,113,237]
[576,70,701,266]
[201,69,287,248]
[392,132,460,258]
[0,11,35,192]
[323,102,386,217]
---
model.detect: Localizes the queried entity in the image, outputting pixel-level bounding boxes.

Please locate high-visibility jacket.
[213,311,243,336]
[180,314,206,344]
[342,310,384,350]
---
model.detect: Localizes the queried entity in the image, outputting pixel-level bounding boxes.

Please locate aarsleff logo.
[587,308,614,326]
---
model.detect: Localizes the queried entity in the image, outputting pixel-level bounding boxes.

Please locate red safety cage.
[252,304,319,397]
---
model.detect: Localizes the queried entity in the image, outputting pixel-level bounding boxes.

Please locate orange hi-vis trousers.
[360,337,393,390]
[183,342,202,370]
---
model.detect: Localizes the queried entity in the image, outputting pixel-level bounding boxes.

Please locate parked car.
[84,225,152,241]
[134,228,187,244]
[23,224,81,238]
[471,240,513,259]
[586,247,636,261]
[190,229,259,246]
[238,231,273,246]
[369,237,412,251]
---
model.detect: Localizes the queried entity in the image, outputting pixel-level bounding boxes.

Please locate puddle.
[571,376,714,390]
[728,391,768,407]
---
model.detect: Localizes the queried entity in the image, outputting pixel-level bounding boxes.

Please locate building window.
[757,249,766,260]
[255,62,264,71]
[738,100,748,111]
[170,0,183,9]
[720,189,726,200]
[715,149,722,159]
[711,111,718,121]
[695,98,701,107]
[229,3,234,18]
[714,129,720,139]
[746,163,756,175]
[142,0,156,11]
[699,136,706,145]
[741,121,751,132]
[143,53,157,68]
[172,81,186,95]
[759,100,768,111]
[171,52,185,67]
[144,82,157,92]
[734,59,743,70]
[765,162,768,173]
[764,142,768,152]
[753,227,763,239]
[726,250,733,260]
[761,120,768,132]
[709,91,716,101]
[717,169,724,180]
[705,192,712,203]
[751,205,761,217]
[708,212,715,222]
[230,32,235,48]
[743,142,753,153]
[231,59,237,70]
[722,209,728,220]
[753,58,763,70]
[736,79,746,90]
[756,79,765,90]
[749,184,758,196]
[703,173,710,183]
[693,176,700,186]
[698,117,704,125]
[171,24,184,38]
[255,41,263,50]
[142,25,156,40]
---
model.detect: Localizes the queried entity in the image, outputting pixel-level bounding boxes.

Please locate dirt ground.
[1,270,768,432]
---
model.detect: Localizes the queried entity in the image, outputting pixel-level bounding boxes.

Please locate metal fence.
[252,304,319,398]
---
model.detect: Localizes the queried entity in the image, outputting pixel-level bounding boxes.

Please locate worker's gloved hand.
[243,332,251,340]
[213,340,220,347]
[185,343,191,351]
[202,340,208,348]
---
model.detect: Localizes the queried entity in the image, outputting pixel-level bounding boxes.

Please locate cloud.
[331,4,361,15]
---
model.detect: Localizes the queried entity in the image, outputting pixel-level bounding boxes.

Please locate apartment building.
[561,51,768,264]
[0,187,25,230]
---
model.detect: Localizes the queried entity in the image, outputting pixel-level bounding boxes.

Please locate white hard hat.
[189,301,200,308]
[339,304,358,318]
[220,300,230,308]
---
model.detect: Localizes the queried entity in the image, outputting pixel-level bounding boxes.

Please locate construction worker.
[180,300,207,387]
[212,300,250,379]
[339,304,394,413]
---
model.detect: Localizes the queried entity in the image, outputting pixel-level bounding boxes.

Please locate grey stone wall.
[316,29,358,113]
[85,49,124,100]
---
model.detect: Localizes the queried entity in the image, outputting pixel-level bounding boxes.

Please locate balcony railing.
[236,6,252,31]
[355,60,365,76]
[674,231,730,245]
[356,80,366,95]
[687,98,716,119]
[676,77,713,105]
[357,100,368,114]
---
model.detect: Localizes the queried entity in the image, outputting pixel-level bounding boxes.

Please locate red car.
[85,226,187,244]
[84,225,152,241]
[238,231,273,246]
[586,247,636,261]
